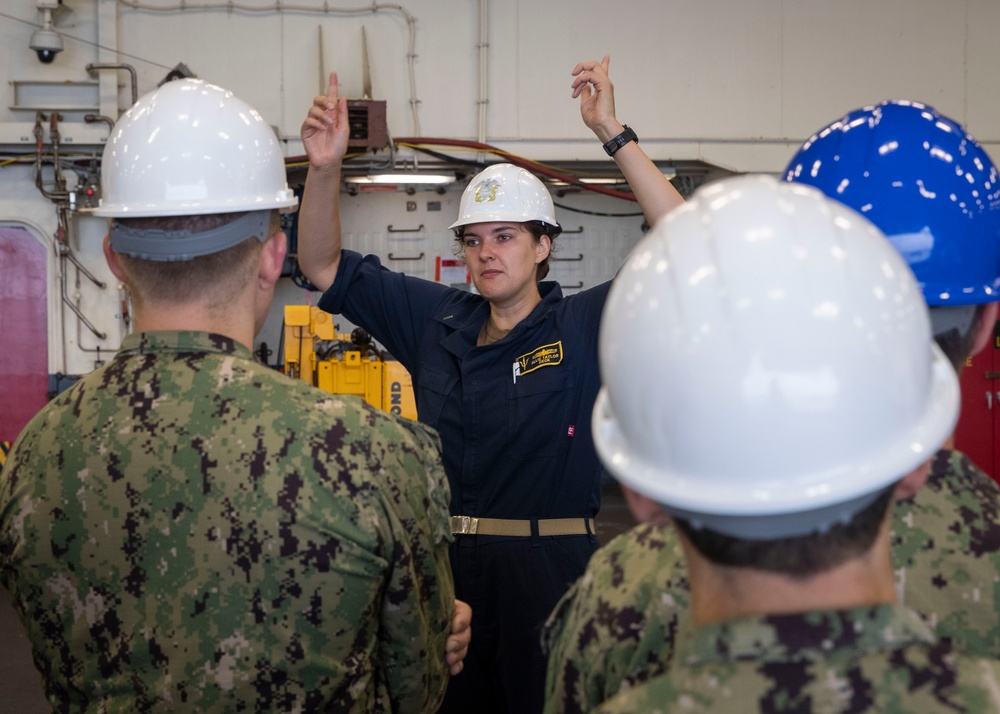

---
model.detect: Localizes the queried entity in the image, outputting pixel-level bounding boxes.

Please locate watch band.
[603,125,638,157]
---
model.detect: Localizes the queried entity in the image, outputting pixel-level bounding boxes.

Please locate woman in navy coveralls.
[297,57,684,713]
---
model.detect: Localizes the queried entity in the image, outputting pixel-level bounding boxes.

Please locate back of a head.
[93,78,298,262]
[593,174,959,544]
[784,101,1000,305]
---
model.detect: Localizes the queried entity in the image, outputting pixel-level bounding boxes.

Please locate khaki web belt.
[450,516,595,537]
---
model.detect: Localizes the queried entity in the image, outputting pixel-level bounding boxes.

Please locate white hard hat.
[93,78,297,218]
[449,163,561,233]
[593,174,958,538]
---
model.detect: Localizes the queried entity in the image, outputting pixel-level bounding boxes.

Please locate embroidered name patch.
[512,341,563,383]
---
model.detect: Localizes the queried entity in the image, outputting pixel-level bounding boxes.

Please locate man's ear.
[971,302,999,357]
[894,460,931,501]
[620,484,670,525]
[103,234,128,282]
[259,232,287,289]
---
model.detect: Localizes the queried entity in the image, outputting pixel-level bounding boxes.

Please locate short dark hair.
[673,485,895,580]
[932,303,990,373]
[523,221,558,280]
[115,211,278,309]
[452,221,559,281]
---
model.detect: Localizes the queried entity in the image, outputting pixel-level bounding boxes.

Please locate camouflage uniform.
[0,331,455,714]
[593,604,1000,713]
[544,449,1000,713]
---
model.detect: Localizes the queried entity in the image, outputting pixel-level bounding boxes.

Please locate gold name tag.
[513,341,563,383]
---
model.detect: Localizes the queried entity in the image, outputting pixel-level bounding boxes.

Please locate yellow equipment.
[283,306,417,420]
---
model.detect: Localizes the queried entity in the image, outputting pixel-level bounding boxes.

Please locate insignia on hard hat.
[473,178,501,203]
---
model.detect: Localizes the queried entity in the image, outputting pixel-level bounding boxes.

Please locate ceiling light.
[344,172,455,185]
[549,170,676,187]
[548,177,625,187]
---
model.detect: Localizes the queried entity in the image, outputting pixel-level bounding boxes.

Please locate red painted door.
[0,226,48,443]
[954,322,1000,482]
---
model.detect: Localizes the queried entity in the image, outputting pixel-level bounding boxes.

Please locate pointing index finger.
[327,71,339,109]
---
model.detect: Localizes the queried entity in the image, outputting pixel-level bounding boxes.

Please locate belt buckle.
[451,515,479,535]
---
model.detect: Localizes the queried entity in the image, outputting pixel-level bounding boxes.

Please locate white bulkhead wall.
[1,0,998,380]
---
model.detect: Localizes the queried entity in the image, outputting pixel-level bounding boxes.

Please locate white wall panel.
[781,1,966,135]
[967,0,1000,142]
[519,1,786,142]
[3,0,1000,375]
[5,1,994,160]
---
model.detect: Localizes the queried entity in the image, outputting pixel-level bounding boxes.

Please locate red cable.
[285,138,639,202]
[393,137,637,201]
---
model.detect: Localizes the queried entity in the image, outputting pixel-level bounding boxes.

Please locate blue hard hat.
[784,100,1000,306]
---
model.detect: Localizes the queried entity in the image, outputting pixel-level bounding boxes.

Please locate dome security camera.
[30,28,63,63]
[30,2,64,64]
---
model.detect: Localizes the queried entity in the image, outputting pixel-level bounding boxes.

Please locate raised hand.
[570,55,622,142]
[301,71,350,169]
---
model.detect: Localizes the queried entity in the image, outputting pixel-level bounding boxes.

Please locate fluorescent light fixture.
[549,170,676,187]
[548,177,625,186]
[344,172,455,185]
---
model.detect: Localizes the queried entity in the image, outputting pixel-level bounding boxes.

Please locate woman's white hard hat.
[449,163,560,233]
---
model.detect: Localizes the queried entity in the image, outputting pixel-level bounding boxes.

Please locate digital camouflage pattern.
[0,331,455,714]
[891,448,1000,655]
[592,604,1000,713]
[543,521,689,714]
[544,449,1000,713]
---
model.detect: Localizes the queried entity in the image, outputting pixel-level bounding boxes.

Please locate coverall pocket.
[417,367,458,428]
[506,368,579,460]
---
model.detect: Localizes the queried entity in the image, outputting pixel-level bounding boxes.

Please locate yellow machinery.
[283,306,417,420]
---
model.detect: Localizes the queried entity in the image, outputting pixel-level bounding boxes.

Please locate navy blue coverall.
[318,250,608,713]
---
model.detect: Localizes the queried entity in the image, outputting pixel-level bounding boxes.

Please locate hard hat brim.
[448,212,561,232]
[91,193,298,218]
[592,341,959,519]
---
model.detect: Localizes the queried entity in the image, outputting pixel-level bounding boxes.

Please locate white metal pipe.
[477,0,488,155]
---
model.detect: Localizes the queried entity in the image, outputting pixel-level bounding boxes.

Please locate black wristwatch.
[603,125,638,157]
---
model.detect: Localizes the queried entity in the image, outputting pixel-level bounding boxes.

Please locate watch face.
[604,126,635,156]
